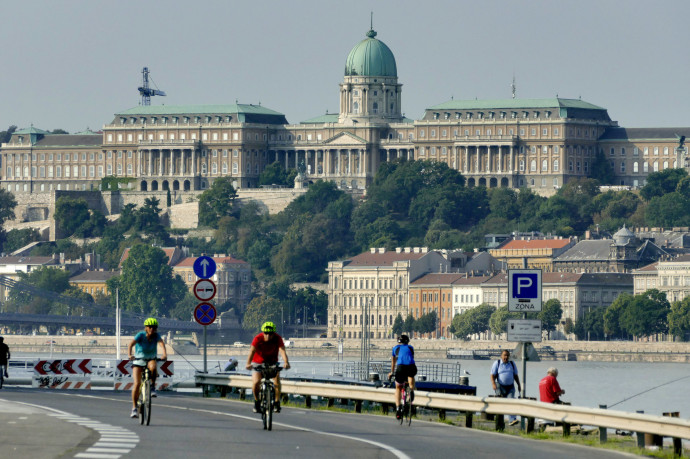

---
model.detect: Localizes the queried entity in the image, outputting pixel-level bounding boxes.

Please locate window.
[664,147,669,155]
[353,102,359,114]
[621,162,626,173]
[519,160,525,172]
[653,161,659,172]
[531,128,536,136]
[643,161,649,173]
[542,159,548,171]
[553,159,559,171]
[530,160,536,171]
[633,162,639,173]
[621,147,626,156]
[610,147,615,156]
[654,147,659,156]
[543,128,548,135]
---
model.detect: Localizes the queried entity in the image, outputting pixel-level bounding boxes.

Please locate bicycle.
[136,358,165,426]
[0,364,5,389]
[253,363,282,431]
[399,381,413,426]
[388,375,413,426]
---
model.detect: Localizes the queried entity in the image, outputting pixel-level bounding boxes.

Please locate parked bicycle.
[137,358,165,426]
[253,363,282,431]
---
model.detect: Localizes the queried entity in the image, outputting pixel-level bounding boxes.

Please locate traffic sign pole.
[203,325,207,374]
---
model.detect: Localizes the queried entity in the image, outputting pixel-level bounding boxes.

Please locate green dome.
[344,29,397,77]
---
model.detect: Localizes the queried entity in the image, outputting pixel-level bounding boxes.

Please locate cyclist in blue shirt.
[388,334,417,419]
[128,318,167,418]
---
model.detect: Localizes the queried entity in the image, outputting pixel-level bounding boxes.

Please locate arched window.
[633,162,639,173]
[211,163,217,174]
[541,159,548,171]
[353,101,359,114]
[530,160,537,171]
[653,161,659,172]
[553,159,559,171]
[372,102,378,114]
[643,161,649,173]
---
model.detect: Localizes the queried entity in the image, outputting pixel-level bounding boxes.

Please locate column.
[158,150,163,176]
[284,150,288,169]
[348,150,352,175]
[169,150,174,176]
[487,145,492,172]
[464,146,469,173]
[137,150,142,176]
[148,150,152,176]
[510,145,514,173]
[498,146,503,173]
[180,150,185,176]
[192,149,196,175]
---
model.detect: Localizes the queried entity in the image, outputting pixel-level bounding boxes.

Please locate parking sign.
[508,269,542,312]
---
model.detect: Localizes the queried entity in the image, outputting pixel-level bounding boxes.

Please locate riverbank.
[4,335,690,363]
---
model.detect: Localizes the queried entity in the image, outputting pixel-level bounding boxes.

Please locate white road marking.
[5,400,139,458]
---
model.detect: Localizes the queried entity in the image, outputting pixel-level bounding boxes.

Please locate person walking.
[490,349,522,426]
[539,367,565,404]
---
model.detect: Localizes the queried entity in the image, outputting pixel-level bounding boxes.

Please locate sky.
[4,0,690,133]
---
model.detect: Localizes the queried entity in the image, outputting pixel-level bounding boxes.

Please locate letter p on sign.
[513,273,538,298]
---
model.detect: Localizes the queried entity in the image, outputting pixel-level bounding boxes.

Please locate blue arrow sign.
[193,256,217,279]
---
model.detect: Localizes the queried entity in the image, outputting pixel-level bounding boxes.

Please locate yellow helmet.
[144,317,158,327]
[261,321,276,333]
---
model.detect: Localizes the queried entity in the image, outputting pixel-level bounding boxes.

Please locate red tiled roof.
[498,239,573,250]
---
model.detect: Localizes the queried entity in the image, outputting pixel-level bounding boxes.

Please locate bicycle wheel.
[266,384,274,431]
[260,382,267,430]
[399,387,405,425]
[0,366,4,389]
[138,379,147,425]
[405,388,412,426]
[144,377,152,426]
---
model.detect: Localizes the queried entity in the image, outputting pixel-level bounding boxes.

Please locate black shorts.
[394,364,417,385]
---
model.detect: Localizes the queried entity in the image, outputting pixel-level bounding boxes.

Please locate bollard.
[305,395,312,408]
[355,400,362,413]
[635,411,645,448]
[599,405,607,443]
[663,412,682,457]
[439,409,446,421]
[382,403,390,415]
[239,388,246,400]
[327,398,335,408]
[562,422,571,437]
[525,397,536,433]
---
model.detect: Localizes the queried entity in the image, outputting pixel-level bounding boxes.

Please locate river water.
[11,351,690,418]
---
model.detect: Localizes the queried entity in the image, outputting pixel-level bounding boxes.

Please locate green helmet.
[261,321,276,333]
[144,317,158,327]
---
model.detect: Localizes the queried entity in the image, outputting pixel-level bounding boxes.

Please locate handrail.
[195,372,690,440]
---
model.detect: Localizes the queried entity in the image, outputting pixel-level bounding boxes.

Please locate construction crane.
[138,67,166,106]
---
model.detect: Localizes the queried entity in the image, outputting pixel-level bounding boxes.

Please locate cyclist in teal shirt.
[388,335,417,419]
[128,318,167,418]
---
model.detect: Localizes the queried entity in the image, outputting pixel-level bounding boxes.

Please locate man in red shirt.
[539,367,565,404]
[245,321,290,413]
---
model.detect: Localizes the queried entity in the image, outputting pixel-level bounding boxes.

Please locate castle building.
[1,28,689,199]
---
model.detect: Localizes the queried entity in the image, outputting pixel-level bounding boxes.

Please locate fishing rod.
[608,374,690,408]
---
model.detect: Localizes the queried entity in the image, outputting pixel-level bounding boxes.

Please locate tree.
[242,296,282,332]
[590,150,614,184]
[563,318,575,335]
[415,311,437,336]
[451,304,496,340]
[109,244,186,317]
[4,228,40,253]
[489,305,520,336]
[640,169,688,201]
[538,299,563,337]
[54,196,90,237]
[198,177,238,227]
[392,313,404,336]
[620,289,670,338]
[668,297,690,341]
[604,293,632,339]
[259,162,291,187]
[403,314,415,335]
[574,307,605,340]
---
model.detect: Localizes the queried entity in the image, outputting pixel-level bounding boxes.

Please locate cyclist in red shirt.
[539,367,565,404]
[245,322,290,413]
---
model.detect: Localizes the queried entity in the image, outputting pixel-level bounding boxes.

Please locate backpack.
[492,359,516,376]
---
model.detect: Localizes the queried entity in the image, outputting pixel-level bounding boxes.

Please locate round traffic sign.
[194,303,217,326]
[194,279,216,301]
[193,256,217,279]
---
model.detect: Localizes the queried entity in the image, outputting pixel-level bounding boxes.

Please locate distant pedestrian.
[0,337,10,381]
[224,357,238,371]
[539,367,565,404]
[490,350,521,426]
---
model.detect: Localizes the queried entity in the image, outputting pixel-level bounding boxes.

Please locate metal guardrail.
[195,372,690,440]
[331,360,463,383]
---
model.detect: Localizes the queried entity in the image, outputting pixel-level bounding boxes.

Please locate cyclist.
[0,337,10,385]
[245,321,290,413]
[128,318,167,418]
[388,334,417,420]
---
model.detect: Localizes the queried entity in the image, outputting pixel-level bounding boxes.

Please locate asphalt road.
[0,388,638,459]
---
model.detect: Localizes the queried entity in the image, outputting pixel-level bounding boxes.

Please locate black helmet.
[397,334,410,344]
